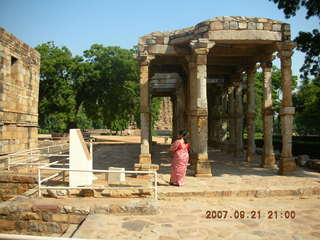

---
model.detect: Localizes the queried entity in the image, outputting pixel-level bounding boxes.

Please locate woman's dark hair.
[178,130,188,138]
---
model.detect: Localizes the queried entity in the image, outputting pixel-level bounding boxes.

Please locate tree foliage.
[269,0,320,78]
[254,66,297,134]
[36,42,77,133]
[36,42,162,133]
[81,45,140,132]
[294,77,320,134]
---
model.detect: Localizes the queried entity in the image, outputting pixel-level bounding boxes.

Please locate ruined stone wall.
[0,27,40,155]
[155,97,172,130]
[0,174,36,202]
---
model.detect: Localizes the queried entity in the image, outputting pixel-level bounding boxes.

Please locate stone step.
[158,186,320,199]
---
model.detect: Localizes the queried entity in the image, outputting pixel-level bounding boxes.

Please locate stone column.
[189,39,214,177]
[246,65,257,162]
[234,80,244,157]
[176,79,186,134]
[135,56,159,171]
[220,88,229,150]
[277,42,297,174]
[171,95,178,141]
[261,60,276,168]
[207,85,215,147]
[227,86,236,154]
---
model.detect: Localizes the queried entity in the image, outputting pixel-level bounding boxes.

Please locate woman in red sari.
[169,130,190,186]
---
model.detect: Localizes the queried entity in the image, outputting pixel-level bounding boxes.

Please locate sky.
[0,0,318,78]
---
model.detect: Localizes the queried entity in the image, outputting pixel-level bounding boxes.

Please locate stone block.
[272,24,282,31]
[229,21,238,30]
[248,22,256,30]
[209,30,281,41]
[79,189,95,197]
[20,212,40,220]
[68,214,86,224]
[32,204,61,213]
[0,219,16,231]
[107,167,125,184]
[223,21,230,30]
[257,23,263,30]
[263,22,272,30]
[210,21,224,30]
[52,214,69,223]
[238,22,247,29]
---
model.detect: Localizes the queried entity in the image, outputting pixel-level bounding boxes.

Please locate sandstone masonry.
[0,27,40,155]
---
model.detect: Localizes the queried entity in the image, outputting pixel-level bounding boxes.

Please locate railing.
[6,143,69,170]
[38,161,158,200]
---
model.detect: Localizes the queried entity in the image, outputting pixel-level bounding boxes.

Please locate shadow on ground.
[93,142,319,179]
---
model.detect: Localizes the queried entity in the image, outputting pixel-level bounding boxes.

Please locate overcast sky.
[1,0,318,78]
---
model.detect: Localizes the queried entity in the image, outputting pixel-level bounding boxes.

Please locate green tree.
[36,42,77,133]
[254,66,297,134]
[294,77,320,134]
[269,0,320,79]
[82,45,140,132]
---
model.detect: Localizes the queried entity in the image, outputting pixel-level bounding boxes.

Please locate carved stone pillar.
[171,96,178,141]
[135,56,159,171]
[215,85,225,148]
[227,86,236,154]
[246,65,257,162]
[220,88,229,150]
[176,79,186,134]
[261,60,276,168]
[188,39,214,177]
[234,80,244,157]
[277,42,297,174]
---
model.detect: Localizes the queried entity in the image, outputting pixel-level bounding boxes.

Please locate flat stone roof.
[138,16,291,57]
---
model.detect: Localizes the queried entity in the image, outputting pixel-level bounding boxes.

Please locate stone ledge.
[158,186,320,199]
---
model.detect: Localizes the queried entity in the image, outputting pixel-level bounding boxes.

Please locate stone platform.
[91,136,320,199]
[156,150,320,199]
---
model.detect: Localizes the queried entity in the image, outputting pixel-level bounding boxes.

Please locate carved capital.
[137,54,155,66]
[276,41,296,59]
[190,38,215,55]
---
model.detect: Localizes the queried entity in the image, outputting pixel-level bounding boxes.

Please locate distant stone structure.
[0,27,40,155]
[155,97,172,130]
[136,16,296,176]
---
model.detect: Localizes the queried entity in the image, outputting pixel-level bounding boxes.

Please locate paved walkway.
[73,196,320,240]
[64,136,320,239]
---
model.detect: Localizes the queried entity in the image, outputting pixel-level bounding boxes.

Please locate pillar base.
[195,160,213,177]
[134,163,159,171]
[261,153,276,168]
[278,156,296,175]
[139,154,151,164]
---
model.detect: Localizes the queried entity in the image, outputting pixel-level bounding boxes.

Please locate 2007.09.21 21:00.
[205,210,296,219]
